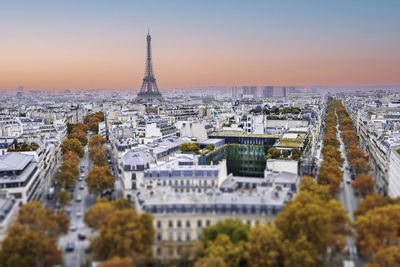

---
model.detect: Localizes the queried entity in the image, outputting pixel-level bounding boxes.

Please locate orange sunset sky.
[1,0,400,90]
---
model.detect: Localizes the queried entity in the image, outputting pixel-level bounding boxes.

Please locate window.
[168,220,173,228]
[157,233,162,241]
[186,232,191,242]
[157,221,162,229]
[177,232,182,242]
[197,220,202,228]
[186,220,191,228]
[177,220,182,228]
[206,220,211,226]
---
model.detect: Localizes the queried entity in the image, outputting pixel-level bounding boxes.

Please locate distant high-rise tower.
[16,86,24,98]
[136,30,162,102]
[263,86,274,97]
[282,87,287,97]
[242,86,258,97]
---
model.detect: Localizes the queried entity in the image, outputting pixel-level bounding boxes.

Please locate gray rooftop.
[0,153,34,172]
[137,186,290,210]
[122,150,155,166]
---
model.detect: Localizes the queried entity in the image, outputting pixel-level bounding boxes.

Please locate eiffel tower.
[136,30,163,102]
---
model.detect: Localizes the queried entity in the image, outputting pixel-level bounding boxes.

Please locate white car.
[76,195,82,202]
[76,211,83,218]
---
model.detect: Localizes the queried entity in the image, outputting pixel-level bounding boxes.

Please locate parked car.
[346,178,352,184]
[66,242,75,252]
[351,174,356,180]
[70,224,77,232]
[76,195,82,202]
[85,246,91,254]
[78,233,86,240]
[76,211,83,218]
[66,207,72,216]
[79,183,84,190]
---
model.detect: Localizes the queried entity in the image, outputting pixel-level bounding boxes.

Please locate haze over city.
[1,0,400,90]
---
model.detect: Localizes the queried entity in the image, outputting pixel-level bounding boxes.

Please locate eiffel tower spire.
[136,30,163,102]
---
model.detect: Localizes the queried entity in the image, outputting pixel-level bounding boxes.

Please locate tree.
[63,151,80,166]
[300,176,331,202]
[61,138,84,157]
[267,147,281,159]
[57,190,72,208]
[60,161,79,178]
[69,128,88,146]
[347,146,365,162]
[180,142,200,153]
[66,122,74,135]
[342,130,358,147]
[194,257,227,267]
[17,201,69,239]
[86,166,115,195]
[90,148,107,166]
[371,245,400,267]
[72,122,88,133]
[354,204,400,256]
[89,134,106,148]
[321,145,343,164]
[202,219,250,247]
[247,224,284,267]
[88,117,101,133]
[0,224,62,267]
[291,148,302,160]
[199,234,247,267]
[352,174,375,197]
[55,170,77,189]
[84,198,123,229]
[354,193,395,218]
[317,159,342,195]
[275,190,350,264]
[90,209,154,261]
[350,157,371,175]
[100,256,134,267]
[206,144,215,151]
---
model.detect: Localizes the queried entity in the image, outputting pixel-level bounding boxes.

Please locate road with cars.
[57,145,96,267]
[335,125,363,266]
[40,134,123,266]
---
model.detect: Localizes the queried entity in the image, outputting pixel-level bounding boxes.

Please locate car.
[70,224,77,232]
[76,211,83,218]
[79,184,84,190]
[76,195,82,202]
[84,246,91,254]
[66,207,72,215]
[351,174,356,180]
[78,232,86,240]
[66,242,75,252]
[346,178,352,184]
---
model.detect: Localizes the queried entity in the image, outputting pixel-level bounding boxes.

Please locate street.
[57,145,97,267]
[335,124,363,266]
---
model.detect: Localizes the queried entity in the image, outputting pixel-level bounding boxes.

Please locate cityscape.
[1,1,400,267]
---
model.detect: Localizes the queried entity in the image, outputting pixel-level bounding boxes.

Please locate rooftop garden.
[266,147,303,161]
[276,133,306,148]
[7,141,39,152]
[250,106,301,115]
[211,131,281,138]
[180,142,200,153]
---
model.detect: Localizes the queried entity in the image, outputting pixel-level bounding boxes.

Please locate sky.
[1,0,400,90]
